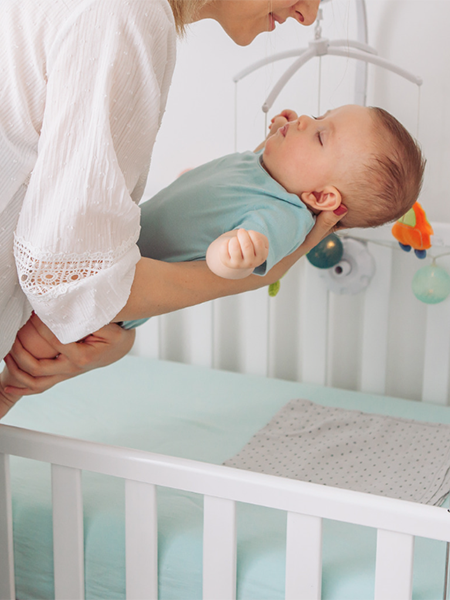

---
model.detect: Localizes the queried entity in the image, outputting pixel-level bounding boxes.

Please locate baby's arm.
[206,229,269,279]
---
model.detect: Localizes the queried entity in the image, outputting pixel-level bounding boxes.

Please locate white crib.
[2,223,450,600]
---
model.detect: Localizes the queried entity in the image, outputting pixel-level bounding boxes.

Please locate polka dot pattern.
[224,399,450,505]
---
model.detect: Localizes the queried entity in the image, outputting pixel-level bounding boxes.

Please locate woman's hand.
[2,315,136,399]
[299,204,347,254]
[0,378,23,420]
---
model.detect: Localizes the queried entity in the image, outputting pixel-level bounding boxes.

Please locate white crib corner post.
[374,529,414,600]
[0,453,15,600]
[51,464,85,600]
[125,480,158,600]
[285,512,322,600]
[203,495,237,600]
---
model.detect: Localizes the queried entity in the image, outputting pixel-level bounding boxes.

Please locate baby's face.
[263,105,374,199]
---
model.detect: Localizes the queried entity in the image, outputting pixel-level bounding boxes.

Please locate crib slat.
[203,495,237,600]
[374,529,414,600]
[51,464,84,600]
[301,262,328,385]
[125,480,158,600]
[285,512,322,600]
[132,317,160,359]
[422,302,450,405]
[185,303,214,368]
[360,243,392,395]
[0,453,15,600]
[239,288,269,376]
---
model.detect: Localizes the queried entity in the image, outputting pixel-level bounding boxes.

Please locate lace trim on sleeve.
[14,234,138,298]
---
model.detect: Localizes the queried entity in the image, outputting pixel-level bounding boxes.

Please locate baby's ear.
[301,187,342,212]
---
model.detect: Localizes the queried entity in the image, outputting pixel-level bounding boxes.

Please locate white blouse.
[0,0,176,359]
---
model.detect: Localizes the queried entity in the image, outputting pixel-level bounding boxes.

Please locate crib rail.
[1,424,450,600]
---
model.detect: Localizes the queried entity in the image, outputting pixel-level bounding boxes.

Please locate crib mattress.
[3,355,450,599]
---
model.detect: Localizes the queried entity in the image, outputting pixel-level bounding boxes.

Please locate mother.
[0,0,344,413]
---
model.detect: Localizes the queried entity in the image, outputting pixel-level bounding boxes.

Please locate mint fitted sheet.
[3,356,450,599]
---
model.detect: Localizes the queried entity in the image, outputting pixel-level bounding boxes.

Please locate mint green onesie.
[123,150,314,329]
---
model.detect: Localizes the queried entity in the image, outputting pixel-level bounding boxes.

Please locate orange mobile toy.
[391,202,433,259]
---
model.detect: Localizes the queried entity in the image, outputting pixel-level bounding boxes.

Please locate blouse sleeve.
[14,0,176,343]
[239,203,315,275]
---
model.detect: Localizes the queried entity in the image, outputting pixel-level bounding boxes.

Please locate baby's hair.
[338,107,426,229]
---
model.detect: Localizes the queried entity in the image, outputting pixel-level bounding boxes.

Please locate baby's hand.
[206,229,269,279]
[220,229,269,272]
[269,109,298,133]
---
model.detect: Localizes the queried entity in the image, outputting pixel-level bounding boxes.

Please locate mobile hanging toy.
[391,202,433,259]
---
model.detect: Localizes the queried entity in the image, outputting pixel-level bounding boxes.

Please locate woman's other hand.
[2,315,135,398]
[299,204,347,254]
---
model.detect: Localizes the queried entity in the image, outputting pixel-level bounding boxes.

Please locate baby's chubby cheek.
[18,320,58,359]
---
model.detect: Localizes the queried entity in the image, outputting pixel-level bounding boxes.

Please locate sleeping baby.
[137,104,425,280]
[2,104,425,385]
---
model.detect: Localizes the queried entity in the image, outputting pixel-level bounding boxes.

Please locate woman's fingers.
[3,354,62,394]
[28,313,66,353]
[301,205,347,253]
[8,332,80,377]
[7,317,136,397]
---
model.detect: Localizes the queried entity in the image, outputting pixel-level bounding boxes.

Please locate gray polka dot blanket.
[224,399,450,505]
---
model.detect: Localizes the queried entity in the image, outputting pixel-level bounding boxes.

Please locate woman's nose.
[292,0,320,26]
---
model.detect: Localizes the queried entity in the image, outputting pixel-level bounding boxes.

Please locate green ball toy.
[412,264,450,304]
[307,233,344,269]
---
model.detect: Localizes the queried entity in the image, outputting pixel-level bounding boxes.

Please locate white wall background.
[138,0,450,402]
[146,0,450,217]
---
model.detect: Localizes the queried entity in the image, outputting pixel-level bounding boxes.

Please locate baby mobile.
[233,0,450,304]
[307,206,450,305]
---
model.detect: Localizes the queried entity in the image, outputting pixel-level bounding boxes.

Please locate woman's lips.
[268,13,276,31]
[269,13,286,31]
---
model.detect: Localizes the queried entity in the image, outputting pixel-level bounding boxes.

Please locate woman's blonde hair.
[168,0,210,35]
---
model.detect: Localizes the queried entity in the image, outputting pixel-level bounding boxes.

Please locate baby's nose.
[297,115,312,130]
